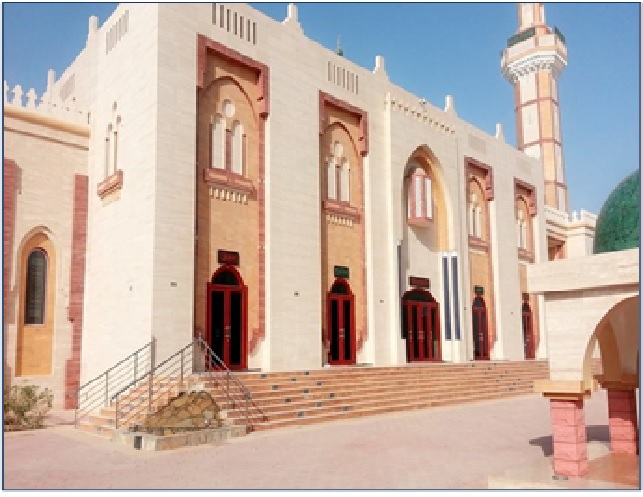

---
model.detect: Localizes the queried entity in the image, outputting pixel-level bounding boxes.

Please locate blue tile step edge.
[112,424,247,451]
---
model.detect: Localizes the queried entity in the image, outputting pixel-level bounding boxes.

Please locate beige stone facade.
[3,3,596,408]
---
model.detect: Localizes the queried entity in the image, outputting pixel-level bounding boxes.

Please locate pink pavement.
[3,390,619,489]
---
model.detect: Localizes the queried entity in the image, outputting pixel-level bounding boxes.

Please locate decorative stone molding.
[501,50,567,83]
[323,199,360,227]
[203,168,254,204]
[515,178,537,217]
[387,93,456,135]
[97,169,123,199]
[319,91,368,157]
[466,157,494,201]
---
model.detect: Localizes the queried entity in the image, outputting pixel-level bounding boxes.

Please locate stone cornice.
[501,50,567,83]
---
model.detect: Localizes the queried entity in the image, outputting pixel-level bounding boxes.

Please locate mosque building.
[4,3,601,411]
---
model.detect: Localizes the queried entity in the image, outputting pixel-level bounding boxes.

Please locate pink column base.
[608,389,639,456]
[550,399,589,478]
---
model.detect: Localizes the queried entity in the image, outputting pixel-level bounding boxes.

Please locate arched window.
[407,166,433,223]
[327,158,337,200]
[24,249,47,325]
[469,192,478,237]
[231,120,244,175]
[516,209,528,249]
[211,115,225,169]
[340,158,350,202]
[326,141,351,203]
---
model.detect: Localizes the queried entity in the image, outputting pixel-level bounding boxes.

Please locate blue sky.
[2,2,640,215]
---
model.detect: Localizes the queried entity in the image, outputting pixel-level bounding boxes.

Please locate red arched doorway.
[472,295,489,360]
[402,289,441,362]
[327,279,356,365]
[522,298,535,360]
[207,265,248,370]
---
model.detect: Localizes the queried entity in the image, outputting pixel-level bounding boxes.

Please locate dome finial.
[336,35,343,56]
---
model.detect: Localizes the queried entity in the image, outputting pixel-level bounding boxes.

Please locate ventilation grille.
[327,61,358,95]
[106,10,129,54]
[212,4,257,45]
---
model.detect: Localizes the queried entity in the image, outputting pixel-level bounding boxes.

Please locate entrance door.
[472,296,489,360]
[207,266,247,370]
[327,279,356,365]
[522,301,535,359]
[402,290,441,362]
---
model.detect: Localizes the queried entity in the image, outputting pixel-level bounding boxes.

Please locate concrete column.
[607,388,639,455]
[550,398,589,477]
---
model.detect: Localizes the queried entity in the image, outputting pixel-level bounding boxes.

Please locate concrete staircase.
[77,360,549,439]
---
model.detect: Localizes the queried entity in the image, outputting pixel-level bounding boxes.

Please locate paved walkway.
[2,389,625,490]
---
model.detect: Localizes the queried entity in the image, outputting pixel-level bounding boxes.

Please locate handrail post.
[134,354,138,385]
[180,349,184,391]
[105,371,109,407]
[149,336,156,415]
[115,397,119,429]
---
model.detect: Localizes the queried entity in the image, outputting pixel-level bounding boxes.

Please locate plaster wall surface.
[3,111,88,407]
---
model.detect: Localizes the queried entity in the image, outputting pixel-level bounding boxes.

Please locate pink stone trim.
[65,174,88,408]
[549,398,589,478]
[97,169,123,199]
[203,168,255,196]
[322,199,360,222]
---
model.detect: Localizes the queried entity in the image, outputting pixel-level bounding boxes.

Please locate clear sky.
[2,1,640,215]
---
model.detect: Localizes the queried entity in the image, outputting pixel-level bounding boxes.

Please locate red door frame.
[206,265,248,371]
[326,278,356,366]
[402,289,442,363]
[472,295,489,360]
[522,301,535,360]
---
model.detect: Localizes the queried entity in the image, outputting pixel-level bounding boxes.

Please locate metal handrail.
[74,338,155,427]
[110,337,266,432]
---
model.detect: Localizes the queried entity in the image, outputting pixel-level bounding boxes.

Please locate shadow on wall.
[529,425,610,457]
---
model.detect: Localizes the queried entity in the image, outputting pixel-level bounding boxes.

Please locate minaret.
[501,3,569,213]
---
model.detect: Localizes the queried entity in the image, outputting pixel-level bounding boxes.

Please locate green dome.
[593,170,640,254]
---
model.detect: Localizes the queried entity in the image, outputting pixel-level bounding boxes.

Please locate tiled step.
[232,377,545,408]
[224,382,533,418]
[77,360,550,439]
[227,380,537,424]
[250,388,538,432]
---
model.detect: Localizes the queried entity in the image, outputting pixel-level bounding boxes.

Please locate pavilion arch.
[400,145,452,252]
[205,76,259,126]
[581,295,640,391]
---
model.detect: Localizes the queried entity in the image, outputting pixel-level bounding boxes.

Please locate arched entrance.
[472,295,489,360]
[402,289,441,362]
[522,298,535,359]
[207,266,247,370]
[327,279,356,365]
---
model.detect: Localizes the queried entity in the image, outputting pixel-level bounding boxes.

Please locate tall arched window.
[327,157,337,200]
[211,115,225,169]
[407,166,433,223]
[231,120,244,175]
[24,249,47,325]
[516,209,527,249]
[326,141,351,203]
[340,158,350,202]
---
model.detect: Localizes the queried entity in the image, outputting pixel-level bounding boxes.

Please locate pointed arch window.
[468,192,483,238]
[407,167,433,225]
[326,141,350,204]
[231,120,244,175]
[24,249,47,325]
[211,115,225,169]
[340,158,350,203]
